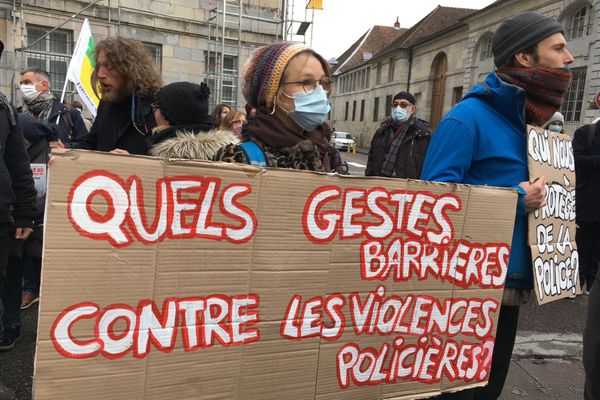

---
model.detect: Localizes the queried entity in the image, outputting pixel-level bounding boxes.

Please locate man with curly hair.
[68,37,162,155]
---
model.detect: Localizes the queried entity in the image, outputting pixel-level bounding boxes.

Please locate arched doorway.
[429,52,448,128]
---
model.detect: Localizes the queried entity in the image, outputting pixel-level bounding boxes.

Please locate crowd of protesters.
[1,10,600,400]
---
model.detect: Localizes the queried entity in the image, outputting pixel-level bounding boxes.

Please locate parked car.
[330,131,356,152]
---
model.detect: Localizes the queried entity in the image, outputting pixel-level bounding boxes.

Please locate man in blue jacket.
[17,68,88,310]
[421,12,573,400]
[19,67,88,146]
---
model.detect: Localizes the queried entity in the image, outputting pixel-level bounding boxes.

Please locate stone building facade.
[0,0,284,110]
[330,0,599,147]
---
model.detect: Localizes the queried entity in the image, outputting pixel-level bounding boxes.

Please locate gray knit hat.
[492,11,564,67]
[548,111,564,125]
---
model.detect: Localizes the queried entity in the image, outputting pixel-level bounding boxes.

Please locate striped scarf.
[496,66,572,127]
[22,92,55,122]
[380,115,414,177]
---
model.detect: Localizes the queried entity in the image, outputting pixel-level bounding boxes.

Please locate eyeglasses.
[392,101,413,109]
[283,77,332,94]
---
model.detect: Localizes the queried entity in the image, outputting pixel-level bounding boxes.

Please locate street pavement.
[0,304,37,400]
[503,295,587,399]
[0,150,589,399]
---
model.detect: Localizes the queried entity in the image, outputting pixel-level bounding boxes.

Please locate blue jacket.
[47,100,88,144]
[19,99,88,145]
[421,71,532,289]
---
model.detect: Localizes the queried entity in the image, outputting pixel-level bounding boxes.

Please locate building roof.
[333,25,406,75]
[374,6,477,60]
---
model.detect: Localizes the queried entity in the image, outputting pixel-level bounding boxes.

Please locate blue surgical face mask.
[391,105,409,122]
[285,85,331,131]
[548,123,562,133]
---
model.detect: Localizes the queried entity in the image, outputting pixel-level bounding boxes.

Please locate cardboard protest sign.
[527,125,579,304]
[30,163,47,198]
[35,150,517,399]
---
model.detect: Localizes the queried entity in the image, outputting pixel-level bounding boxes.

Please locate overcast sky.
[285,1,496,60]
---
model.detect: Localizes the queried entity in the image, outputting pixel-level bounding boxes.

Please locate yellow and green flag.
[66,18,100,117]
[307,0,323,10]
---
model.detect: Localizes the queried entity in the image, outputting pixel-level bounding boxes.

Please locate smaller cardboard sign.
[31,163,47,198]
[527,126,580,304]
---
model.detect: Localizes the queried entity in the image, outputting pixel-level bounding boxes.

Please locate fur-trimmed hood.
[149,128,240,160]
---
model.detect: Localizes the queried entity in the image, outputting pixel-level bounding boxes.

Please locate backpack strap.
[62,107,75,141]
[238,141,267,167]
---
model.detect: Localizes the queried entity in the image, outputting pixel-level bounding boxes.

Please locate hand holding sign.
[520,176,547,212]
[49,139,66,149]
[15,227,33,240]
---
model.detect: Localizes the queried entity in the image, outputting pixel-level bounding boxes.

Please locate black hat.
[157,82,210,126]
[393,91,416,105]
[492,12,564,67]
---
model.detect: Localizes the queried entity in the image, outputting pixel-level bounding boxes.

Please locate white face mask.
[20,84,39,102]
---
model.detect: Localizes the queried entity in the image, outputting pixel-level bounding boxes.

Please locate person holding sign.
[421,12,573,400]
[55,37,161,155]
[0,40,37,400]
[214,42,342,172]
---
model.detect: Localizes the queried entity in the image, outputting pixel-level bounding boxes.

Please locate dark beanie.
[157,82,210,126]
[492,12,564,67]
[393,91,416,105]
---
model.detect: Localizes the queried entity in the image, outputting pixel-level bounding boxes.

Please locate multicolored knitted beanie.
[242,42,305,108]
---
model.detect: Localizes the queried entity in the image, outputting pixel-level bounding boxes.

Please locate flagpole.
[56,78,69,124]
[310,2,315,47]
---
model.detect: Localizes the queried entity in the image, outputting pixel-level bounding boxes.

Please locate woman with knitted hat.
[214,42,341,172]
[148,82,239,160]
[544,111,565,133]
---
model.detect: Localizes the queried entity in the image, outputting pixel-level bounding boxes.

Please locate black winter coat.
[0,96,37,227]
[574,122,600,222]
[365,117,431,179]
[74,95,156,155]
